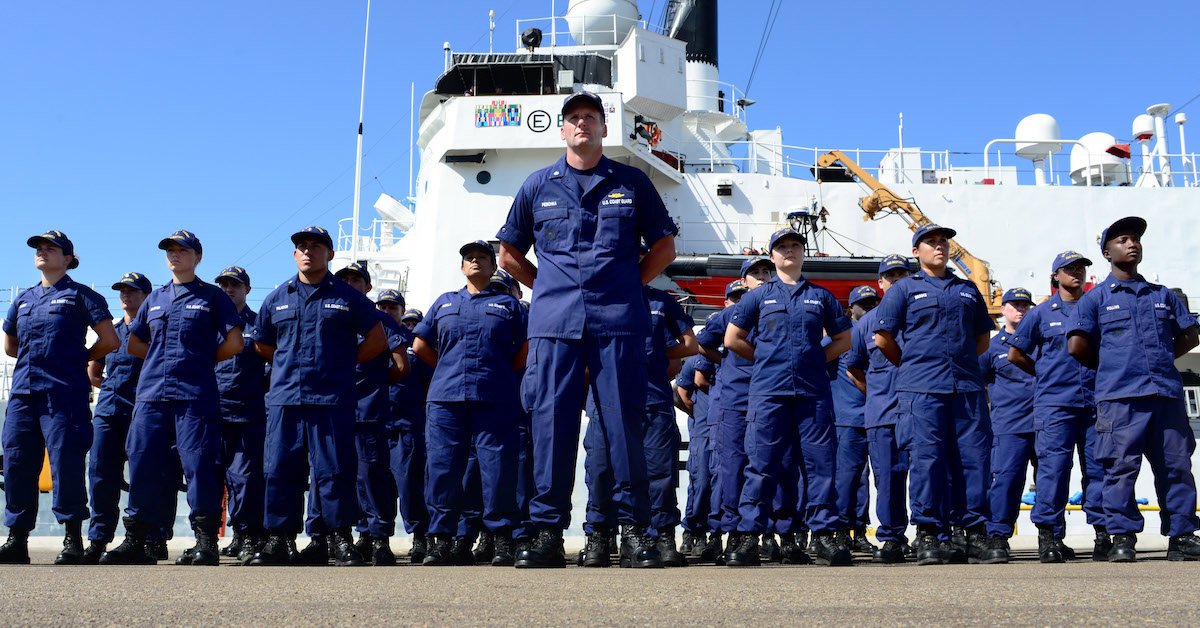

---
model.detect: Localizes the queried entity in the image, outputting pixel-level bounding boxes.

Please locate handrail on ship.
[336,217,409,255]
[513,14,665,50]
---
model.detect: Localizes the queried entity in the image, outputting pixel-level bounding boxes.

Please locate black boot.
[965,525,990,564]
[1091,526,1112,561]
[331,528,364,566]
[915,528,943,566]
[451,536,476,565]
[1108,533,1136,562]
[188,516,220,566]
[983,536,1010,564]
[679,530,698,555]
[422,535,454,566]
[473,531,495,563]
[514,528,566,568]
[1166,533,1200,561]
[409,534,428,564]
[248,532,292,566]
[718,532,741,566]
[657,528,688,567]
[1056,538,1076,560]
[286,536,300,563]
[220,528,245,558]
[100,517,156,565]
[150,540,169,561]
[238,531,264,566]
[813,531,852,566]
[490,532,515,566]
[698,532,722,563]
[294,535,330,566]
[618,525,664,568]
[850,527,878,554]
[370,537,396,566]
[759,533,781,563]
[175,546,196,565]
[805,531,817,555]
[944,526,967,564]
[82,540,107,565]
[1037,526,1064,563]
[726,533,761,567]
[353,533,373,561]
[871,539,907,564]
[579,531,612,567]
[779,532,812,565]
[54,521,85,565]
[0,528,30,564]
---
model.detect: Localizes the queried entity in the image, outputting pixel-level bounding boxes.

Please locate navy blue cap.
[849,285,880,305]
[1002,288,1033,304]
[725,279,747,298]
[878,254,912,275]
[911,223,956,248]
[490,269,515,291]
[768,227,806,251]
[214,266,250,287]
[401,308,424,322]
[1051,250,1092,275]
[1099,216,1147,252]
[459,239,496,262]
[111,272,152,293]
[291,226,334,250]
[158,229,202,255]
[27,230,78,269]
[375,289,405,307]
[335,261,370,284]
[562,90,605,118]
[740,256,772,278]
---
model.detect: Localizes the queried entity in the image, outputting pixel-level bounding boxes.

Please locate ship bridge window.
[434,53,612,96]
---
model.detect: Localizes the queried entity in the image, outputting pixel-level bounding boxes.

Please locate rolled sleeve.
[1068,293,1099,339]
[728,291,760,332]
[973,290,996,336]
[497,180,536,253]
[823,291,852,336]
[213,291,244,337]
[3,300,18,336]
[1168,290,1199,332]
[874,285,906,336]
[80,288,112,327]
[128,301,151,342]
[635,173,678,246]
[847,320,869,370]
[350,290,380,336]
[1006,310,1039,355]
[253,302,276,346]
[413,297,442,346]
[697,311,725,348]
[664,297,694,340]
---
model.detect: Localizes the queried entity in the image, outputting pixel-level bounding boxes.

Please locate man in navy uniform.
[497,90,678,568]
[676,354,715,557]
[0,231,118,565]
[978,288,1036,563]
[247,226,387,567]
[873,224,996,566]
[1066,216,1200,562]
[1007,251,1106,561]
[101,230,244,566]
[833,285,880,555]
[212,265,269,565]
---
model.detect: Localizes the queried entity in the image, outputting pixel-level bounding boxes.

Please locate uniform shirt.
[1005,293,1095,409]
[254,273,380,406]
[94,320,144,417]
[846,315,901,428]
[3,276,111,397]
[355,311,411,423]
[646,286,695,407]
[496,154,678,339]
[873,270,995,394]
[1068,273,1198,403]
[128,279,242,403]
[389,342,432,430]
[829,333,866,428]
[414,286,527,404]
[696,307,753,412]
[730,276,853,398]
[676,354,710,439]
[979,329,1035,434]
[214,307,267,422]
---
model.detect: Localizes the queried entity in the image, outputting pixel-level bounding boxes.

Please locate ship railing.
[514,15,665,50]
[675,218,789,253]
[684,78,748,121]
[693,141,963,183]
[335,218,410,256]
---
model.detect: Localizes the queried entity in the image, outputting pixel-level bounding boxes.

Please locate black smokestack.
[665,0,718,68]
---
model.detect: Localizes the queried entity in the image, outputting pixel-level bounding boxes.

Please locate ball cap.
[768,227,806,251]
[158,229,202,255]
[1051,250,1092,275]
[849,285,880,305]
[375,289,405,307]
[561,90,605,118]
[1002,287,1034,304]
[725,279,747,298]
[401,308,424,322]
[490,269,515,291]
[215,266,250,287]
[335,261,370,284]
[459,239,497,262]
[911,223,957,248]
[27,230,79,269]
[112,272,152,293]
[878,254,912,275]
[291,226,334,250]
[1099,216,1147,252]
[740,256,772,278]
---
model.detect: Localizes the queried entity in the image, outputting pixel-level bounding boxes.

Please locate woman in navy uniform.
[386,304,434,563]
[412,241,528,566]
[833,286,881,555]
[0,231,117,565]
[1067,216,1200,562]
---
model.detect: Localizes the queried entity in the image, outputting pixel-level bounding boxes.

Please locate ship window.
[477,171,492,185]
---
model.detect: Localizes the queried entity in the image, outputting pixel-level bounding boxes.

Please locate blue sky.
[2,0,1197,313]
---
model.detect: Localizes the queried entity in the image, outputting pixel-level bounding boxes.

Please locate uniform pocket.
[533,207,571,252]
[596,200,636,248]
[1098,309,1134,346]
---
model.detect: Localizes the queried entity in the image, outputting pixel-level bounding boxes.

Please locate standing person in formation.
[387,304,433,563]
[497,90,678,568]
[1067,217,1200,562]
[848,254,915,564]
[334,263,411,567]
[84,272,152,563]
[723,227,854,567]
[0,231,117,565]
[873,224,996,566]
[101,230,244,566]
[212,266,269,565]
[412,241,527,567]
[676,353,716,557]
[247,226,387,567]
[832,285,881,555]
[977,288,1037,564]
[1007,251,1106,561]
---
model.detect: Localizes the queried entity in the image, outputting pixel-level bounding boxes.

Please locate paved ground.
[1,540,1197,626]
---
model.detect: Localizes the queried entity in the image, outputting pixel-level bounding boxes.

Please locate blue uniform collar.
[763,275,810,293]
[547,154,616,180]
[285,272,336,298]
[457,285,501,298]
[1100,272,1151,293]
[911,268,959,282]
[30,274,75,298]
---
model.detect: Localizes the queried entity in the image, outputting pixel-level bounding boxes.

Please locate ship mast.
[350,0,371,264]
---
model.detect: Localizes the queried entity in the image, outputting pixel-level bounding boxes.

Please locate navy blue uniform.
[979,329,1036,537]
[88,320,144,542]
[414,287,527,536]
[254,274,380,535]
[388,337,433,542]
[497,154,677,530]
[831,340,871,532]
[125,279,242,532]
[1007,293,1104,534]
[214,306,267,537]
[1068,274,1200,536]
[874,270,996,537]
[679,355,715,534]
[3,277,110,531]
[696,308,753,534]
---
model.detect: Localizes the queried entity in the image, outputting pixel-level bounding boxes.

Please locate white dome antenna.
[566,0,640,46]
[1014,114,1062,186]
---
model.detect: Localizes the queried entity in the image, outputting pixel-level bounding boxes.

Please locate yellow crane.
[816,150,1004,316]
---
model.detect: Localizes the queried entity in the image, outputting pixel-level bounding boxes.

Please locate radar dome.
[1014,114,1062,159]
[1132,114,1155,140]
[1069,132,1128,186]
[566,0,639,46]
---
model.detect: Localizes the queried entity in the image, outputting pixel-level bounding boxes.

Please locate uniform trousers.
[867,422,909,543]
[425,401,517,536]
[220,419,265,534]
[126,399,223,530]
[3,392,91,530]
[1030,405,1105,533]
[264,404,359,535]
[986,431,1036,537]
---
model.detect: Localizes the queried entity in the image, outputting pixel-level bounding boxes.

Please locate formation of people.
[2,90,1199,568]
